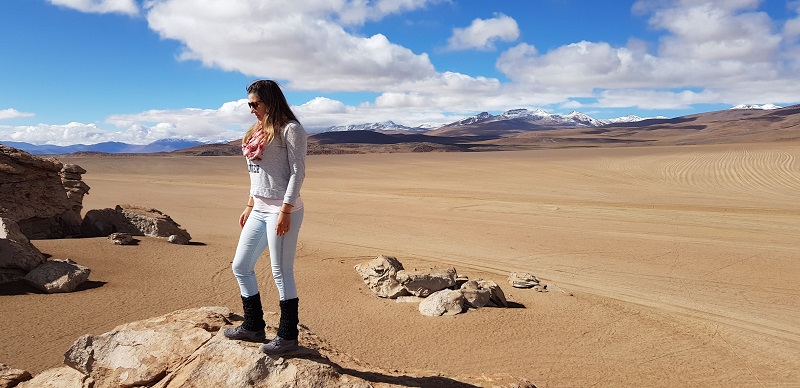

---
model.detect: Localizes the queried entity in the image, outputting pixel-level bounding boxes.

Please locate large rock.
[353,255,409,298]
[477,279,508,308]
[418,289,465,316]
[0,145,89,239]
[0,218,46,283]
[396,267,457,297]
[16,366,91,388]
[64,307,232,387]
[24,259,91,293]
[0,363,32,387]
[82,204,192,244]
[460,280,492,308]
[153,331,370,388]
[30,306,534,388]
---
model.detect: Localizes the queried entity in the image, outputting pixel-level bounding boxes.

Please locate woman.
[223,80,307,355]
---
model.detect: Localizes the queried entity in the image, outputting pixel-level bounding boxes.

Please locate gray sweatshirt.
[246,121,307,206]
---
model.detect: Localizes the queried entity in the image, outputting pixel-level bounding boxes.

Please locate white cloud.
[48,0,138,15]
[495,0,798,110]
[144,0,439,91]
[595,89,721,110]
[446,14,520,51]
[0,108,34,120]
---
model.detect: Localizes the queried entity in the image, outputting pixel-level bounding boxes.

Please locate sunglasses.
[248,101,260,109]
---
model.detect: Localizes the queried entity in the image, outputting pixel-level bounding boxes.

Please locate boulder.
[397,267,456,297]
[0,218,46,282]
[477,279,508,308]
[460,280,492,308]
[508,272,540,289]
[82,205,191,244]
[0,363,32,387]
[353,255,409,298]
[64,307,233,387]
[0,145,89,239]
[418,289,465,316]
[24,259,90,293]
[108,232,134,245]
[16,366,92,388]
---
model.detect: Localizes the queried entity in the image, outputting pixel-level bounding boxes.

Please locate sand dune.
[1,142,799,387]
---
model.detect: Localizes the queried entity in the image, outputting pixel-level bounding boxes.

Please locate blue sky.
[1,0,799,145]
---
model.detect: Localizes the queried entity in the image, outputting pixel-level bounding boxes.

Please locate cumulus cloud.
[48,0,138,15]
[496,0,798,109]
[0,101,255,146]
[446,14,520,51]
[144,0,440,91]
[0,108,34,120]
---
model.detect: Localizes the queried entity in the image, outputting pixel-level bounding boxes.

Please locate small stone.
[108,232,134,245]
[168,234,189,245]
[508,272,540,289]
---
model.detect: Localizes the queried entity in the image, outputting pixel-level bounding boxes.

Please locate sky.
[1,0,799,145]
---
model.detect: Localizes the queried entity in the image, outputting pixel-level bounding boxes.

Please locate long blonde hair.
[242,80,299,147]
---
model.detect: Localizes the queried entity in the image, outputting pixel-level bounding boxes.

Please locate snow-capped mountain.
[603,115,668,124]
[452,112,493,126]
[444,108,661,128]
[323,121,430,133]
[731,104,782,110]
[320,109,678,137]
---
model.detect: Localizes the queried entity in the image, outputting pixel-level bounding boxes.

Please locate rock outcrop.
[353,255,409,298]
[0,218,46,284]
[18,307,535,387]
[81,205,192,244]
[23,259,91,293]
[0,145,89,239]
[16,366,92,388]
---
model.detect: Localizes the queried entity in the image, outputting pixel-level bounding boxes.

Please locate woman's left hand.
[276,212,291,236]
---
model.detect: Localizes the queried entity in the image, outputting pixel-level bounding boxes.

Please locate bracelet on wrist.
[246,205,253,207]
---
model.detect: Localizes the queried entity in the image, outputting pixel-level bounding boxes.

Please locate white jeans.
[231,208,304,300]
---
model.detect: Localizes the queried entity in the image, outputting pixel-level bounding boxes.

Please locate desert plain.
[1,141,799,387]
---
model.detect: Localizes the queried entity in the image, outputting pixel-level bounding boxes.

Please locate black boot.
[223,293,266,342]
[260,298,299,354]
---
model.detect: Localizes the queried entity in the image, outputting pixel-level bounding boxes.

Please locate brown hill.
[170,105,800,156]
[481,105,800,148]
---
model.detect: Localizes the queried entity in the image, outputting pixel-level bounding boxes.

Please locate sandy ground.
[2,142,799,387]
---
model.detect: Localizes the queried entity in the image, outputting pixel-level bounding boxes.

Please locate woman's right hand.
[239,207,252,228]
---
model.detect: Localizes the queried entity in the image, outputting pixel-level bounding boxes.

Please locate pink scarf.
[242,126,266,160]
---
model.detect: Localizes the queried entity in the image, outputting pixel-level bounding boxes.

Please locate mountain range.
[323,109,668,134]
[2,138,207,155]
[3,104,793,155]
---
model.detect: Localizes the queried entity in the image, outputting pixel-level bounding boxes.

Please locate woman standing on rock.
[224,80,307,355]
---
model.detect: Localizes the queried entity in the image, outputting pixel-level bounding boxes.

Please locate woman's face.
[248,92,267,120]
